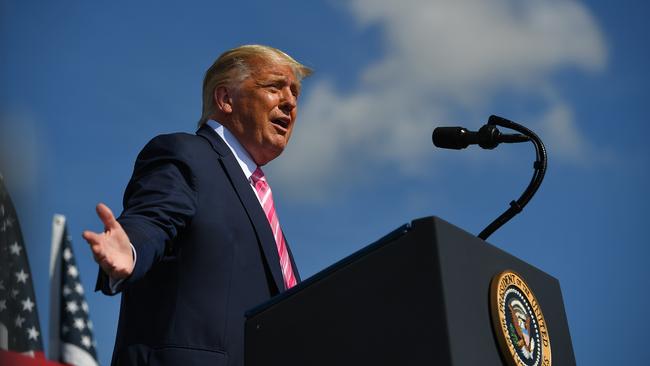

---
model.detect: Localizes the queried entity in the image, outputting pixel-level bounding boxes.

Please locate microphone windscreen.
[432,127,469,149]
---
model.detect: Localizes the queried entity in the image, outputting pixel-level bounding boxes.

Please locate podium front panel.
[245,217,575,365]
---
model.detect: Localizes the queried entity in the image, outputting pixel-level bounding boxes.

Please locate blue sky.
[1,0,648,365]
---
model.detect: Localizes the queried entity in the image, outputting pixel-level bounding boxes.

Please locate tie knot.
[251,167,265,184]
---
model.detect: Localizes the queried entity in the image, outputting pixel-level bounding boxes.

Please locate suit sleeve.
[96,134,198,294]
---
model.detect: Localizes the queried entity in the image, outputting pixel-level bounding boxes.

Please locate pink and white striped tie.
[251,167,297,289]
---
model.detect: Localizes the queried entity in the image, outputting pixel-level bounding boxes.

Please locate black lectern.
[245,217,575,365]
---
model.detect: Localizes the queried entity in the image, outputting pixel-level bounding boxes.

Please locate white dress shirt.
[206,120,264,203]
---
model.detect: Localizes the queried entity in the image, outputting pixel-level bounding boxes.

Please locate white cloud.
[538,100,585,162]
[273,0,607,200]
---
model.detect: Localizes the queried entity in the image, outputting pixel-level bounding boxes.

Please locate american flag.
[0,175,46,363]
[50,214,99,366]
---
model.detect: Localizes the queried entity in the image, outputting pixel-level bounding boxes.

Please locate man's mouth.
[271,117,290,130]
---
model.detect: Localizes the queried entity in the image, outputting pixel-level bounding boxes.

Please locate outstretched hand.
[82,203,134,280]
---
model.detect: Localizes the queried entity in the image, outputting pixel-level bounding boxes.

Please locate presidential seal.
[490,270,552,366]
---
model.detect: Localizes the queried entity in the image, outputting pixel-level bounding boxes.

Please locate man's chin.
[254,145,286,166]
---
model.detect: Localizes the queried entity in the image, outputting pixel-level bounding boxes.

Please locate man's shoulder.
[147,131,212,151]
[148,131,201,146]
[136,131,214,162]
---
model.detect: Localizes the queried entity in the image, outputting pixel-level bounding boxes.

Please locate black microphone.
[432,124,529,150]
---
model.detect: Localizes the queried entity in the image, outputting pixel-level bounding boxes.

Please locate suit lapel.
[197,126,286,292]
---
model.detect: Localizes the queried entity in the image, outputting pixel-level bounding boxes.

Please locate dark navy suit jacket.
[96,126,299,366]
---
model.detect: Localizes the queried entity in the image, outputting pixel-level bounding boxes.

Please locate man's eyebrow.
[257,74,301,91]
[259,74,288,83]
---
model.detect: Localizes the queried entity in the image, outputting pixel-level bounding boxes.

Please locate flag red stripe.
[0,350,67,366]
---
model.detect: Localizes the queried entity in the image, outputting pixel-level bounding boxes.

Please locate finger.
[92,246,107,264]
[82,230,103,246]
[84,233,109,260]
[98,256,115,272]
[96,203,117,230]
[83,232,107,263]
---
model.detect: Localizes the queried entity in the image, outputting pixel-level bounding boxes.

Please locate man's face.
[225,58,301,166]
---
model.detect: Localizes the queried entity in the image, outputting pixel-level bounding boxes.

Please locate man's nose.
[279,87,296,113]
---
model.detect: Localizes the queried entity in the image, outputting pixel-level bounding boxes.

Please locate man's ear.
[214,86,233,114]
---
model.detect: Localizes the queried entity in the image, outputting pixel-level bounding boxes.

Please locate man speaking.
[82,45,312,366]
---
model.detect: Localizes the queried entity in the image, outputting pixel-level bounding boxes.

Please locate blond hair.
[198,45,313,127]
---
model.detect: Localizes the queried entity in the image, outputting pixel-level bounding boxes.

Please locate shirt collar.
[206,120,257,181]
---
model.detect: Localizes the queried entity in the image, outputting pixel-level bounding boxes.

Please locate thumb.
[96,203,118,230]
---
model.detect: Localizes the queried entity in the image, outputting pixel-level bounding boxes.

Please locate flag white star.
[81,335,92,348]
[87,319,94,330]
[0,299,6,312]
[73,317,85,331]
[81,301,89,313]
[26,326,39,341]
[11,289,19,298]
[67,265,78,278]
[15,269,29,283]
[66,301,79,314]
[62,285,72,296]
[21,297,34,312]
[62,325,69,334]
[9,241,21,255]
[4,217,14,229]
[63,247,72,261]
[15,315,25,328]
[74,282,84,295]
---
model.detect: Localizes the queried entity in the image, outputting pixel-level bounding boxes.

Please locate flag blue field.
[1,1,648,365]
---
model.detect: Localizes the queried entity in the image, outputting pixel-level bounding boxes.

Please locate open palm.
[82,203,134,280]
